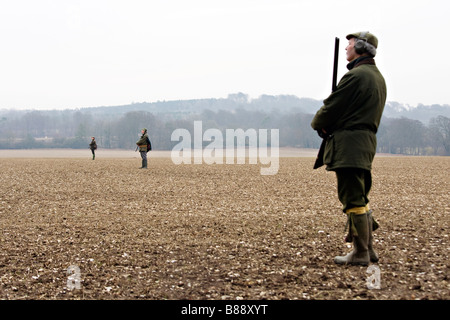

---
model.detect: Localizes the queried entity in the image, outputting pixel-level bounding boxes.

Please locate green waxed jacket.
[311,57,387,171]
[136,131,149,152]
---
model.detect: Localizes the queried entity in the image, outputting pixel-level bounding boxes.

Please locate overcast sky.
[1,0,449,110]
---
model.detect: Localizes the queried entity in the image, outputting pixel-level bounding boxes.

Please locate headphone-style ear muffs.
[354,31,368,54]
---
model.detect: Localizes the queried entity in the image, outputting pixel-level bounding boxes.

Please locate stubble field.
[0,150,448,300]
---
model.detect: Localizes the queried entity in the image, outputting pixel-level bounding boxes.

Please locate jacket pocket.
[323,135,334,165]
[139,145,147,152]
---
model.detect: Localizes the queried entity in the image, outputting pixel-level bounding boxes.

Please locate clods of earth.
[0,156,448,300]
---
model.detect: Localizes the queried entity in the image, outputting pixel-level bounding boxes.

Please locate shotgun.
[313,37,339,169]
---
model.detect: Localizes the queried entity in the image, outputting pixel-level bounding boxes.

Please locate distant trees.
[0,97,449,155]
[114,111,160,149]
[376,116,450,155]
[377,117,426,155]
[429,115,450,155]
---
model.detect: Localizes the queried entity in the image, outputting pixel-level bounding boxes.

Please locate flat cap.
[346,31,378,48]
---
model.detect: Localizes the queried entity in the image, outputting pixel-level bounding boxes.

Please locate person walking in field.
[311,31,387,266]
[89,137,97,160]
[136,128,150,169]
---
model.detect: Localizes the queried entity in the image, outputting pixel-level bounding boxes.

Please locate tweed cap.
[346,31,378,48]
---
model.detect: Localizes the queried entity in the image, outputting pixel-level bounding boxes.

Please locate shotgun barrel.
[313,37,339,170]
[332,37,339,92]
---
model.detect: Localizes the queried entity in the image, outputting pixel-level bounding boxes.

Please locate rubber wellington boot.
[367,210,379,263]
[140,159,147,169]
[334,213,370,266]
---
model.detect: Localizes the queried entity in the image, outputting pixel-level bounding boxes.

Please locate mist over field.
[1,94,449,156]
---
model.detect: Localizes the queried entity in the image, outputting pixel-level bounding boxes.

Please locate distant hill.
[78,93,450,124]
[79,93,324,119]
[2,92,449,124]
[382,102,450,123]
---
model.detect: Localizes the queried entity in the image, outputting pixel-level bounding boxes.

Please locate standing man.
[311,31,387,266]
[89,137,97,160]
[136,128,149,169]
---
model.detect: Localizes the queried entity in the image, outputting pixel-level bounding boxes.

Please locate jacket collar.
[347,56,375,70]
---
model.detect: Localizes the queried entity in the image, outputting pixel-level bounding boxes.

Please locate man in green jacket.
[136,128,149,169]
[311,31,387,266]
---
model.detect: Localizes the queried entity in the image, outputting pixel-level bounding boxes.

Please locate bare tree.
[429,115,450,155]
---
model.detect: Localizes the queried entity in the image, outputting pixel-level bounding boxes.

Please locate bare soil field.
[0,150,448,300]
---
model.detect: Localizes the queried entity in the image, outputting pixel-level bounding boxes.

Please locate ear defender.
[354,31,368,54]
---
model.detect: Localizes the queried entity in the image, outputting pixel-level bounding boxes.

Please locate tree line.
[1,108,449,156]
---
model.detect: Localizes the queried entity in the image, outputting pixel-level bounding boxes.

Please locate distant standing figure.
[136,128,149,169]
[89,137,97,160]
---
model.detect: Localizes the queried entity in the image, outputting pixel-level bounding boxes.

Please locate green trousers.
[335,168,372,213]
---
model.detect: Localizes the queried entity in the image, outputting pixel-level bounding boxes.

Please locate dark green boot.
[334,213,370,266]
[139,159,147,169]
[367,210,379,263]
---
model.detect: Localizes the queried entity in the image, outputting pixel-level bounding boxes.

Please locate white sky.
[1,0,449,110]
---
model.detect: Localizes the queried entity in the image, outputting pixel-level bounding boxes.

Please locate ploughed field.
[0,154,448,300]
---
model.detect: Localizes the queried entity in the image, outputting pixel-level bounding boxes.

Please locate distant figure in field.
[89,137,97,160]
[136,128,151,169]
